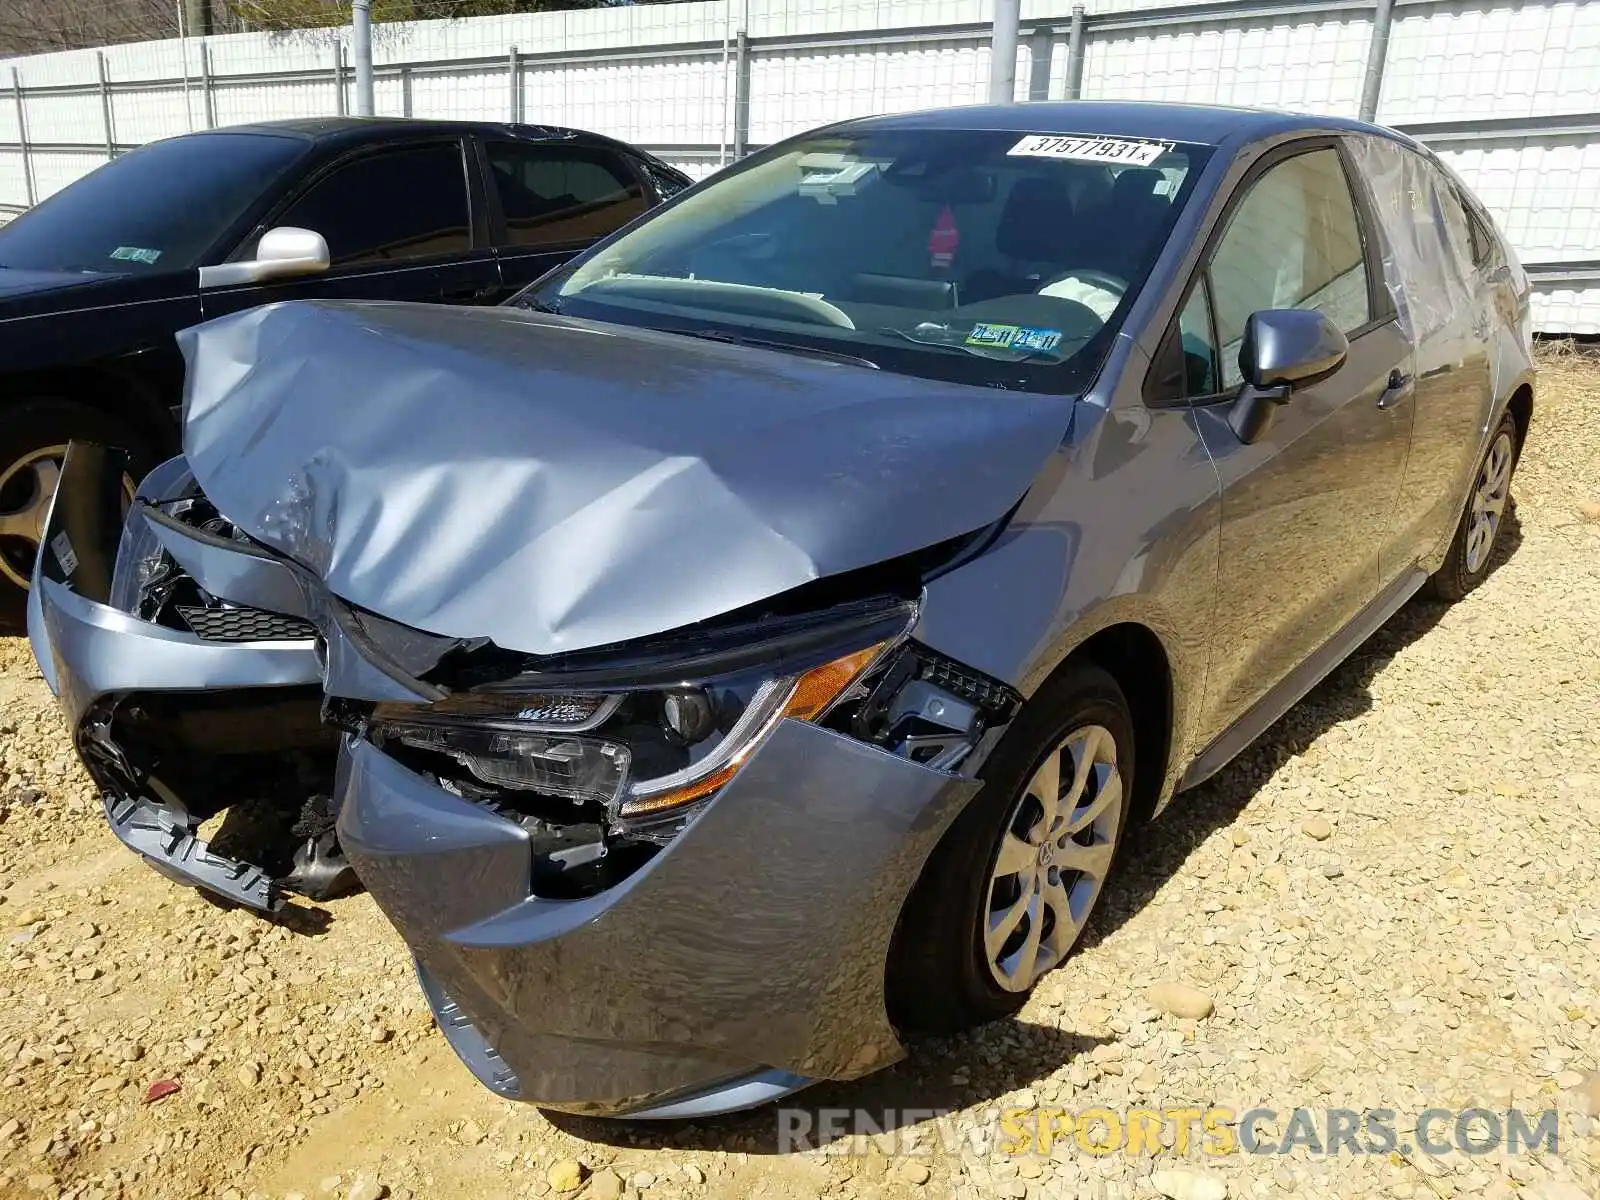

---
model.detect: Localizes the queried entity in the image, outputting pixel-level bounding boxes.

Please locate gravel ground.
[1,349,1598,1200]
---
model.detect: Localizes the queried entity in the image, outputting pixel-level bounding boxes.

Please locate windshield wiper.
[512,292,562,315]
[671,327,880,370]
[877,325,1066,365]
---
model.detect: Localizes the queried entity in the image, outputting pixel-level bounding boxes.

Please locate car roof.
[191,116,646,155]
[830,100,1414,150]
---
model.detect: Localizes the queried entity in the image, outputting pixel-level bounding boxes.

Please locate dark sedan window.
[528,127,1211,393]
[272,143,472,267]
[485,142,647,250]
[0,132,308,274]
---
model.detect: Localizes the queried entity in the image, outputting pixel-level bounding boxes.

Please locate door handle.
[1377,369,1412,410]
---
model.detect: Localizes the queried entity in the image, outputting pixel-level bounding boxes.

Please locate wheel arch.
[1505,380,1533,458]
[1031,619,1178,827]
[1,363,180,460]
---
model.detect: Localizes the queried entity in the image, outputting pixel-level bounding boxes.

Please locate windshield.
[528,127,1210,391]
[0,132,309,275]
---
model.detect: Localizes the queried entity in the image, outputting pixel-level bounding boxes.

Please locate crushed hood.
[178,300,1075,656]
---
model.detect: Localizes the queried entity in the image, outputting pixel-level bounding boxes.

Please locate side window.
[485,143,647,250]
[1147,280,1219,404]
[274,143,471,267]
[1208,148,1372,387]
[1179,283,1219,395]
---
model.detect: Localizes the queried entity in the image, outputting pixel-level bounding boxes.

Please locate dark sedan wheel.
[1424,410,1520,602]
[888,663,1133,1035]
[0,399,149,628]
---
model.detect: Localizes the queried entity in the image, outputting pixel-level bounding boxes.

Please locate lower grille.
[177,605,317,643]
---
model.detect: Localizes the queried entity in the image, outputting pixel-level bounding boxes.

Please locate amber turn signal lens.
[781,643,887,721]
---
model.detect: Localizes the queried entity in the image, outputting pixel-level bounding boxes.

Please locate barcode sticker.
[1007,134,1174,167]
[50,531,78,577]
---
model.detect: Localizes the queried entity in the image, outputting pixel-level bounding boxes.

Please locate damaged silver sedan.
[32,102,1532,1118]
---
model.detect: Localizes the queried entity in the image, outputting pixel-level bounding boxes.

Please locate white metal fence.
[2,0,1598,331]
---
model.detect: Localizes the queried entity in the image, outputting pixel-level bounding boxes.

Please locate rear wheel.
[887,663,1133,1035]
[1424,410,1520,602]
[0,399,152,629]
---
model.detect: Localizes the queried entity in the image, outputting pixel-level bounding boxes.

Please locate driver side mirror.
[1228,308,1349,444]
[198,227,332,290]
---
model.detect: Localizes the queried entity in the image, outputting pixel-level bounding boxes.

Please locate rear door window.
[485,142,647,250]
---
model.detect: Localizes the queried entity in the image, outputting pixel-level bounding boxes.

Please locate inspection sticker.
[109,246,162,265]
[1007,134,1174,167]
[966,323,1063,353]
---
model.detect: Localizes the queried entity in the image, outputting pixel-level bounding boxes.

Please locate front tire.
[0,398,153,630]
[887,663,1134,1036]
[1424,410,1520,602]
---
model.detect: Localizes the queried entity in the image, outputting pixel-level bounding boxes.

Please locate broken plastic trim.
[826,639,1023,774]
[75,688,343,912]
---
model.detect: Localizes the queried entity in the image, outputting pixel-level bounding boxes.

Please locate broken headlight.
[369,640,892,837]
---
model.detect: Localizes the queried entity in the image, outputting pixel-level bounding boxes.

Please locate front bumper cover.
[337,719,977,1116]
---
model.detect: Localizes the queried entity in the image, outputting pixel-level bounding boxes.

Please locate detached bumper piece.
[103,791,282,910]
[30,443,341,912]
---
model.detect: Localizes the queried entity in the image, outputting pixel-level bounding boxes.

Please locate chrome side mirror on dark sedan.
[198,227,333,290]
[1228,308,1350,444]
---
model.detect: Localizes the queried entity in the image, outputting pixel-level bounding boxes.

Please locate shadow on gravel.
[547,1023,1109,1154]
[197,887,335,935]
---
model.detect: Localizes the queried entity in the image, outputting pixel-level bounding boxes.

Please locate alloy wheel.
[984,723,1124,993]
[1465,429,1514,574]
[0,444,68,591]
[0,445,135,591]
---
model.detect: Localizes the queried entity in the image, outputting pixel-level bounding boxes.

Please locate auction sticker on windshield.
[1008,134,1174,166]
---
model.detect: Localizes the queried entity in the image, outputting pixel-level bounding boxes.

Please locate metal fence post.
[509,46,521,124]
[11,68,34,207]
[199,40,216,129]
[989,0,1021,103]
[1359,0,1393,121]
[96,52,115,159]
[1066,5,1087,100]
[401,66,413,118]
[333,42,346,116]
[352,0,374,116]
[733,29,751,158]
[1028,27,1055,101]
